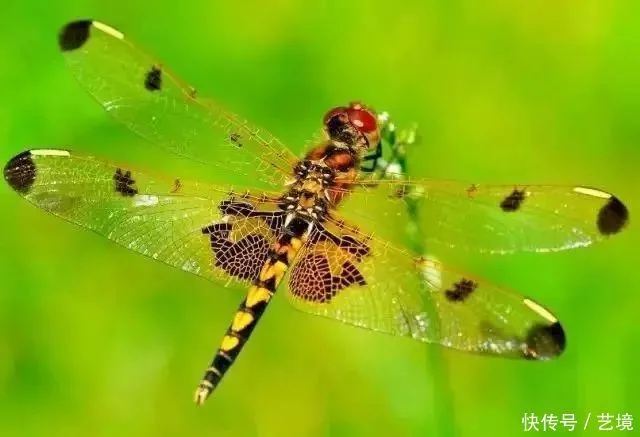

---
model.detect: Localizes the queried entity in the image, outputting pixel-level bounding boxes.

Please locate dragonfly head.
[323,102,380,154]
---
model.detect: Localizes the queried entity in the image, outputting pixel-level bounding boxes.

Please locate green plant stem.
[374,114,458,436]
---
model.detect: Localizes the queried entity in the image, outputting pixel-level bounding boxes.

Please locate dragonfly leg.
[359,140,383,173]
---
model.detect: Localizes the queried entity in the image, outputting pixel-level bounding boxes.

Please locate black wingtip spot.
[523,322,566,360]
[58,20,93,52]
[4,151,36,194]
[144,66,162,91]
[597,196,629,235]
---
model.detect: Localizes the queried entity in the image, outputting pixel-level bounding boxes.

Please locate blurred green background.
[1,1,638,436]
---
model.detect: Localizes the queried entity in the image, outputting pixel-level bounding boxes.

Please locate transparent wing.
[286,217,566,359]
[58,20,299,189]
[4,149,286,289]
[335,177,629,254]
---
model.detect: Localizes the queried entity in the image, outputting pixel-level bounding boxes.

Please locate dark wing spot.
[341,260,366,287]
[229,133,243,148]
[500,189,527,212]
[289,254,366,303]
[445,278,478,302]
[144,66,162,91]
[217,200,284,233]
[58,20,92,52]
[4,151,36,194]
[522,322,566,360]
[310,226,370,260]
[218,200,256,216]
[338,235,370,260]
[597,196,628,235]
[290,255,331,302]
[113,168,138,196]
[202,223,271,282]
[202,222,232,237]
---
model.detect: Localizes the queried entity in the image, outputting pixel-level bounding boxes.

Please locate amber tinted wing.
[337,178,629,254]
[4,149,285,289]
[286,218,565,359]
[58,20,298,189]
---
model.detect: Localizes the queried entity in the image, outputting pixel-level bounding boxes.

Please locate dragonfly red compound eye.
[346,102,377,134]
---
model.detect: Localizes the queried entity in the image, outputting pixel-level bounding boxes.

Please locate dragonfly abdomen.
[194,284,274,404]
[194,216,310,405]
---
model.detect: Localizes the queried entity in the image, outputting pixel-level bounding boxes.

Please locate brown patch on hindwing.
[289,230,369,303]
[201,201,284,282]
[290,254,366,303]
[202,221,272,282]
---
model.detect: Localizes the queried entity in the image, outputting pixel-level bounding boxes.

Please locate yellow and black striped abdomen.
[194,229,304,405]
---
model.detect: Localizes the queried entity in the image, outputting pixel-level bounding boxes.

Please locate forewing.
[58,20,298,189]
[337,178,629,254]
[4,149,284,289]
[286,218,565,359]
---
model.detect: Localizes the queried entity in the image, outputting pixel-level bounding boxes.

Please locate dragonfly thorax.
[280,160,335,222]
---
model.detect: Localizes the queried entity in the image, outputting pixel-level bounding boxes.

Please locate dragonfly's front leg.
[359,140,383,173]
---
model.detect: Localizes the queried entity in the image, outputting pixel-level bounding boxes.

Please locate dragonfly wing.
[285,218,565,359]
[338,178,629,254]
[4,149,286,289]
[58,20,298,189]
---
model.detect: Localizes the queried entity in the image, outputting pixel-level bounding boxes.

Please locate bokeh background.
[1,1,638,436]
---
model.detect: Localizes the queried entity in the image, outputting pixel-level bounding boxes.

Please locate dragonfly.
[4,20,629,406]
